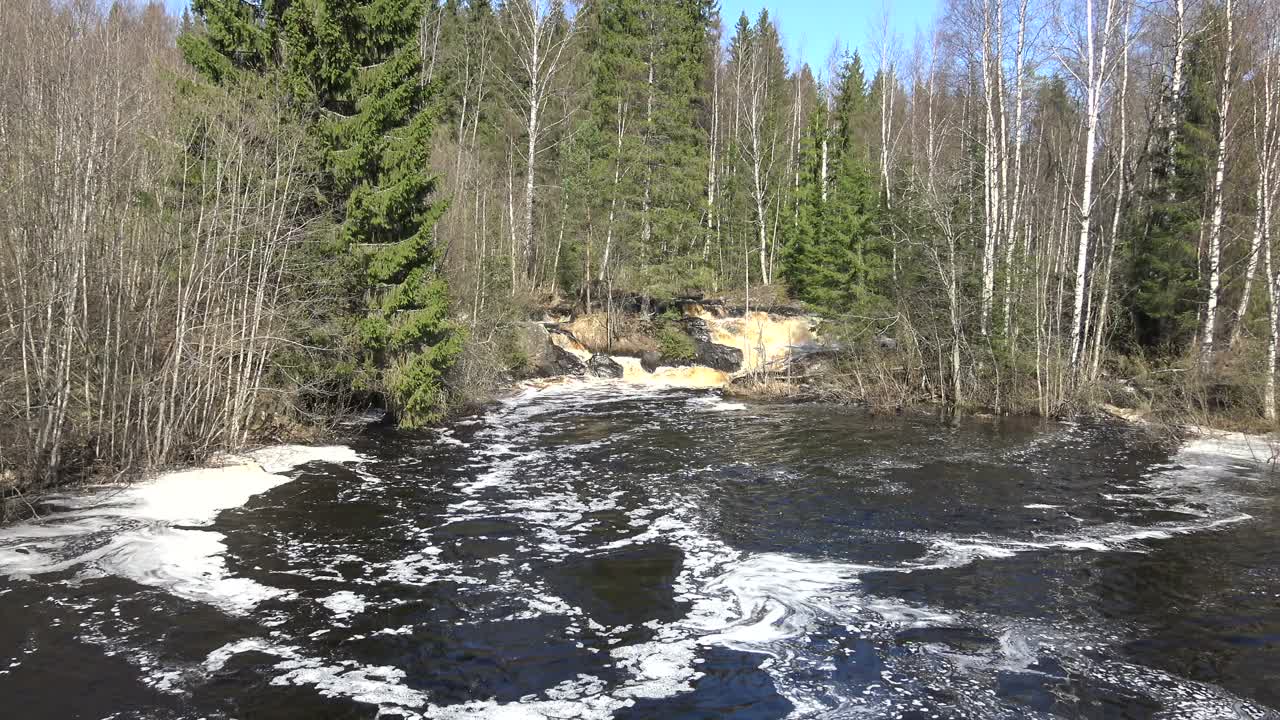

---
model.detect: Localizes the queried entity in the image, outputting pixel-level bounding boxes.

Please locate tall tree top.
[179,0,287,83]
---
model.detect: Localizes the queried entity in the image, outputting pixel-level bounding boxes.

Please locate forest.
[2,0,1279,504]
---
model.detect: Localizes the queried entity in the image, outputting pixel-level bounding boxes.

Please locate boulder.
[695,341,743,373]
[640,350,662,373]
[550,345,588,376]
[587,354,624,379]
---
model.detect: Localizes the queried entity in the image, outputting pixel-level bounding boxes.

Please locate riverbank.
[6,292,1274,523]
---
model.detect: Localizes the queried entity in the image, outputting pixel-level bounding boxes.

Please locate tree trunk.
[1069,0,1120,369]
[1089,3,1132,379]
[1200,0,1233,365]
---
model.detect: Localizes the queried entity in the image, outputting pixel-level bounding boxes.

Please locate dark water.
[2,382,1279,719]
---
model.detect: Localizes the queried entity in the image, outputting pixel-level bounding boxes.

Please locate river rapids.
[1,381,1278,719]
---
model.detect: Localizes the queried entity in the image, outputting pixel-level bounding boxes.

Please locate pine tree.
[283,0,461,427]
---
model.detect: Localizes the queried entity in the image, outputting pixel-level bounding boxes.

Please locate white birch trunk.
[1001,0,1030,337]
[1166,0,1187,182]
[705,57,720,259]
[1200,0,1234,364]
[979,0,999,336]
[1089,4,1132,379]
[820,91,831,203]
[1069,0,1120,368]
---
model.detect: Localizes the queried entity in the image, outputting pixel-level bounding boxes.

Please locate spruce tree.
[573,0,647,291]
[282,0,460,427]
[782,67,883,316]
[782,104,828,302]
[833,51,870,162]
[1125,24,1219,352]
[635,0,715,294]
[178,0,287,83]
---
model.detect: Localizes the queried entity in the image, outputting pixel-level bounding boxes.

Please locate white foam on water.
[434,430,469,448]
[611,637,702,698]
[48,383,1277,720]
[273,658,429,710]
[0,446,365,615]
[913,431,1265,574]
[203,638,431,713]
[246,445,366,475]
[204,637,290,673]
[916,510,1255,571]
[415,675,629,720]
[443,390,1273,718]
[171,396,1280,719]
[394,383,1001,718]
[687,396,748,412]
[320,590,368,619]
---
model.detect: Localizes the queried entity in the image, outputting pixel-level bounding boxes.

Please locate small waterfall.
[687,305,819,375]
[614,357,729,388]
[547,331,592,361]
[539,305,820,389]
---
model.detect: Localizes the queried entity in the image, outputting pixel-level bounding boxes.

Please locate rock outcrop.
[549,346,588,376]
[512,323,586,378]
[684,308,818,375]
[512,298,822,387]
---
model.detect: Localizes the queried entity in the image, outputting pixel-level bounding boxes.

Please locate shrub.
[657,324,697,363]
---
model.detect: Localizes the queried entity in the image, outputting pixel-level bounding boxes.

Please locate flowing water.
[1,382,1279,719]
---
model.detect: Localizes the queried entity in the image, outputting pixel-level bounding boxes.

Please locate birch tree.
[1258,13,1280,417]
[1062,0,1126,368]
[498,0,575,285]
[1198,0,1234,363]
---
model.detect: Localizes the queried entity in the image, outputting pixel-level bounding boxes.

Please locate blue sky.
[719,0,942,77]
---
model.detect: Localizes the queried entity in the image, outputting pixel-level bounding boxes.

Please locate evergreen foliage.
[1125,21,1219,351]
[283,0,461,427]
[182,0,460,428]
[635,0,716,294]
[782,56,885,316]
[178,0,284,83]
[568,0,716,298]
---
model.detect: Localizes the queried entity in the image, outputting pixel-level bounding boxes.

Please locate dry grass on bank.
[726,341,1280,438]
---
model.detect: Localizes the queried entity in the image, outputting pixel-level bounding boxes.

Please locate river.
[1,381,1278,719]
